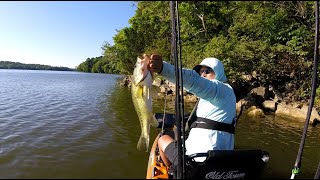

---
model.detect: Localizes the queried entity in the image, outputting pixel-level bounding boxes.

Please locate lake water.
[0,69,320,178]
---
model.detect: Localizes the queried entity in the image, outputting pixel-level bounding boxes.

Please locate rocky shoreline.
[120,75,320,125]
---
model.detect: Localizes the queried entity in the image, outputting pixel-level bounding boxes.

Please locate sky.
[0,1,137,69]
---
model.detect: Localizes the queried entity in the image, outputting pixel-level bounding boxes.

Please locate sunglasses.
[199,68,213,74]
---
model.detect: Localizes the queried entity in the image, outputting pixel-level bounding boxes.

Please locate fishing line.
[184,98,199,137]
[291,1,319,179]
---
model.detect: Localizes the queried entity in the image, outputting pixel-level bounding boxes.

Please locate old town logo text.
[205,170,246,179]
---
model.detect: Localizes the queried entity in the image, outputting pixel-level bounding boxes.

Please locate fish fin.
[136,86,143,99]
[149,114,159,127]
[137,134,149,152]
[143,85,149,97]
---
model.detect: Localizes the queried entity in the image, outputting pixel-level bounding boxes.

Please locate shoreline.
[120,75,320,125]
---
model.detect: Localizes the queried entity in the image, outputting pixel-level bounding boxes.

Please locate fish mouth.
[133,55,152,85]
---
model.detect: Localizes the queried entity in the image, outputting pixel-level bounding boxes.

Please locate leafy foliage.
[76,1,320,105]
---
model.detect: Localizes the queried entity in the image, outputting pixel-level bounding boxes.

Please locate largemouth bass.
[131,55,159,152]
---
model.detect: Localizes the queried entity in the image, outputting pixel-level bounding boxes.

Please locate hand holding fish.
[149,54,163,74]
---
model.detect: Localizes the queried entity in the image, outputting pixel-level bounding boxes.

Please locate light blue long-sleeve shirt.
[159,59,236,160]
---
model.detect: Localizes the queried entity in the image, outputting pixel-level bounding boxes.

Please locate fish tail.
[137,134,149,152]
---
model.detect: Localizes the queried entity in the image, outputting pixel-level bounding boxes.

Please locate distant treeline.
[0,61,75,71]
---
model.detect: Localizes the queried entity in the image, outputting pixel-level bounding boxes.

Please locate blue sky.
[0,1,137,68]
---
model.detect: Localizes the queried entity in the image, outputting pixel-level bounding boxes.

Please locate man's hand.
[149,54,163,74]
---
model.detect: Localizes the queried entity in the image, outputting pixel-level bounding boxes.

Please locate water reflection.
[101,84,157,178]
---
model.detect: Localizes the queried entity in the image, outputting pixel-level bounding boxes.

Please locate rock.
[249,86,269,101]
[241,74,253,81]
[263,100,276,112]
[184,94,197,103]
[152,78,162,87]
[118,75,132,87]
[160,86,167,93]
[236,101,242,113]
[246,106,265,118]
[300,105,320,122]
[238,97,257,110]
[275,103,319,124]
[272,94,280,103]
[291,102,304,109]
[252,71,258,79]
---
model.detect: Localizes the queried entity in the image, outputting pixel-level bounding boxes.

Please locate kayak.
[146,113,270,179]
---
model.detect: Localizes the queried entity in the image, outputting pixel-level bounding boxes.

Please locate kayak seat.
[184,149,270,179]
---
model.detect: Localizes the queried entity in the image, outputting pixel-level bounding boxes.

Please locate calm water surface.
[0,69,320,178]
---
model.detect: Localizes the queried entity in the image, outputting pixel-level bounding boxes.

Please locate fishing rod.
[313,1,320,179]
[170,1,185,179]
[290,1,319,179]
[175,1,187,178]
